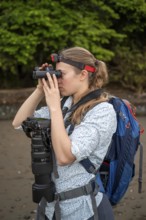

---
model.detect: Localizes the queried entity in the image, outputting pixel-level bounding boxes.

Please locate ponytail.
[89,60,108,89]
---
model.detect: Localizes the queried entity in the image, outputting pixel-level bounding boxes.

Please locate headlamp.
[51,53,96,73]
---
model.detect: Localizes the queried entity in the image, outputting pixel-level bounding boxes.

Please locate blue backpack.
[97,97,144,205]
[63,90,144,205]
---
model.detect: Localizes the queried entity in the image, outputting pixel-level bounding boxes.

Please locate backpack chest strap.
[55,178,98,201]
[54,178,99,220]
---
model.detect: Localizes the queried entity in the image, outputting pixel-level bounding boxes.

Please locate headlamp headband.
[51,53,96,73]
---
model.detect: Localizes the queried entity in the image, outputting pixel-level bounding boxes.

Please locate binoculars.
[33,66,62,80]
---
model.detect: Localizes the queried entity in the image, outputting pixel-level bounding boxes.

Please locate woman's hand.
[42,73,61,113]
[42,73,75,165]
[42,72,75,165]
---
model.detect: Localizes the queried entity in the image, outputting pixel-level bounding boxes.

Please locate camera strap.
[52,147,59,179]
[36,197,47,220]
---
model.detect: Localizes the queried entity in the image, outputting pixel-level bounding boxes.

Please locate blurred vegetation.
[0,0,146,93]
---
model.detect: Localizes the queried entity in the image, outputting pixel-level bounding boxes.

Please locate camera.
[22,117,56,203]
[33,66,62,80]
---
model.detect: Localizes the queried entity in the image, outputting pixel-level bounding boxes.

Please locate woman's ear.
[80,70,88,81]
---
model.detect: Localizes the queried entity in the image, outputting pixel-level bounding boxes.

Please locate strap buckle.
[84,178,99,195]
[94,181,99,195]
[84,182,93,194]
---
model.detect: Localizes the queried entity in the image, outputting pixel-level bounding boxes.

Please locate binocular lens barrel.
[33,67,62,79]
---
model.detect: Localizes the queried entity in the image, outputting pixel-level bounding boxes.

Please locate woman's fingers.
[42,73,58,90]
[40,63,49,70]
[46,73,58,88]
[42,78,49,90]
[52,74,58,89]
[46,73,54,88]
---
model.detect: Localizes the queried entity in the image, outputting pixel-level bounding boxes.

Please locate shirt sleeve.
[70,102,117,168]
[33,106,50,119]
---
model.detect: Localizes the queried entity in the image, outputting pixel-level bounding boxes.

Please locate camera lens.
[32,181,55,203]
[22,118,56,204]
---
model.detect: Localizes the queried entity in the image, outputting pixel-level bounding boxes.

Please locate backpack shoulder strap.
[80,158,97,174]
[63,89,103,135]
[68,89,103,113]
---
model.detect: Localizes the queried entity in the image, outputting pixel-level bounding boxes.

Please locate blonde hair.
[60,47,109,124]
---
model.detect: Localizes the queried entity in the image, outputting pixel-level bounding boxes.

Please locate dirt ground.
[0,117,145,220]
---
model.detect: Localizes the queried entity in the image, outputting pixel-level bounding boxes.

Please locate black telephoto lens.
[22,118,56,204]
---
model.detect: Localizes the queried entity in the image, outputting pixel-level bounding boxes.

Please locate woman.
[12,47,117,220]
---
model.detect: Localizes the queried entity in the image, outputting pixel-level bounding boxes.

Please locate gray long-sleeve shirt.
[34,97,117,220]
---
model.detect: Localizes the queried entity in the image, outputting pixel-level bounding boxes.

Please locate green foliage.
[0,0,146,92]
[108,0,146,93]
[110,46,146,93]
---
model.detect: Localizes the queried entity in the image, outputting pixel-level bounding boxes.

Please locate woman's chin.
[59,89,65,96]
[60,91,70,97]
[60,92,67,97]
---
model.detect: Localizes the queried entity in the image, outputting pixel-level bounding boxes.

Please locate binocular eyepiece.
[33,66,62,80]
